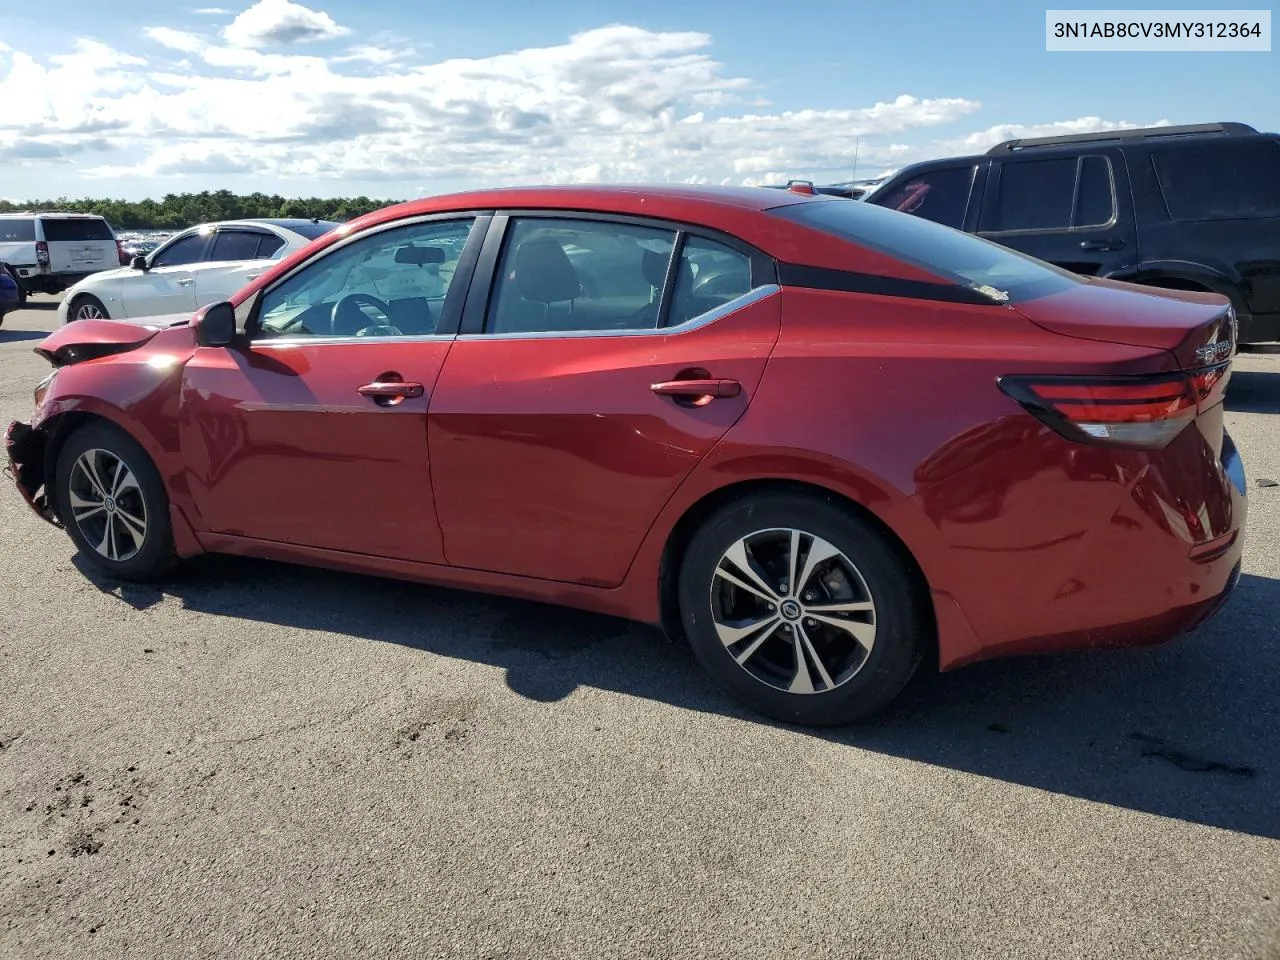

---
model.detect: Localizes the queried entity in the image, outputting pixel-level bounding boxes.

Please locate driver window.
[151,232,208,268]
[253,217,476,339]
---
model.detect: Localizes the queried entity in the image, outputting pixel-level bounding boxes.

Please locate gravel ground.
[1,297,1277,960]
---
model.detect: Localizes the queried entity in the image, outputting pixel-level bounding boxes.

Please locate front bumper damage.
[3,420,60,527]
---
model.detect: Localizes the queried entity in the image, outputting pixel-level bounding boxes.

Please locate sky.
[0,0,1275,201]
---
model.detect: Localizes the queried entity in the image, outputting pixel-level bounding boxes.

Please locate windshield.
[768,198,1081,303]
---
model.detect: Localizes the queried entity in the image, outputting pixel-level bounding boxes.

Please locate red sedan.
[4,186,1247,725]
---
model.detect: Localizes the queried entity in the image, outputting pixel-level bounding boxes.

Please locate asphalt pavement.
[1,296,1277,960]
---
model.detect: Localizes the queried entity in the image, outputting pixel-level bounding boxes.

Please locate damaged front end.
[3,419,60,527]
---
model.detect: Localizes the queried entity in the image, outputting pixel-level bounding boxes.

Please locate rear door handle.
[651,378,741,399]
[246,272,262,280]
[1080,239,1124,251]
[358,380,425,404]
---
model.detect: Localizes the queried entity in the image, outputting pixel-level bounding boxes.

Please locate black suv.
[864,122,1280,346]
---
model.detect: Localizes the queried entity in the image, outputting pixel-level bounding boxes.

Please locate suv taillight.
[116,239,128,264]
[998,365,1230,449]
[35,241,49,266]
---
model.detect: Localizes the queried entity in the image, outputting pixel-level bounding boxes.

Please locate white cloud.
[223,0,351,48]
[193,6,233,13]
[0,15,1164,195]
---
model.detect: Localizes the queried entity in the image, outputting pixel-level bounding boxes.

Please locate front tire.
[53,421,176,581]
[678,492,927,726]
[69,294,109,322]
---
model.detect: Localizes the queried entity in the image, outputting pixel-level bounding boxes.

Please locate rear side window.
[769,198,1081,303]
[258,234,286,258]
[981,155,1115,232]
[210,230,273,262]
[0,219,37,242]
[39,217,115,242]
[1152,139,1280,221]
[869,165,975,229]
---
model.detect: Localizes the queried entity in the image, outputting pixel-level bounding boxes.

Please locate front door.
[178,215,483,562]
[975,148,1139,278]
[126,230,208,317]
[428,214,781,587]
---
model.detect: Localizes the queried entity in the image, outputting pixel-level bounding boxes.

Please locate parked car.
[0,212,122,300]
[863,121,1280,346]
[0,262,19,324]
[59,218,339,324]
[4,186,1245,726]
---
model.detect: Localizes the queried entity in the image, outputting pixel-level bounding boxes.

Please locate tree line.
[0,190,403,230]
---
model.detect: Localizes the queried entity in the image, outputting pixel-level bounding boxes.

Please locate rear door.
[192,227,287,307]
[121,229,209,318]
[427,212,782,587]
[39,217,117,274]
[975,149,1138,277]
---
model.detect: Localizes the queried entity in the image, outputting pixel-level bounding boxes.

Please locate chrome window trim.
[249,284,781,347]
[456,283,780,342]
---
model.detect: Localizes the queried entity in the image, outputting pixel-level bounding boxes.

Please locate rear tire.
[69,294,109,322]
[53,420,176,582]
[677,492,927,726]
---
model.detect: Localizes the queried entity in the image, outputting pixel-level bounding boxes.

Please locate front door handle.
[1080,239,1124,251]
[176,278,194,286]
[246,272,262,280]
[651,378,741,399]
[358,380,425,406]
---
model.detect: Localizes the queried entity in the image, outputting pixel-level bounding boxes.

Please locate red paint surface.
[13,186,1246,673]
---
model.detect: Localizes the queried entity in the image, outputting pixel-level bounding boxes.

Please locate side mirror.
[192,301,236,348]
[130,255,148,271]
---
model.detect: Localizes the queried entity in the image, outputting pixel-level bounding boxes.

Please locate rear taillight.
[35,241,49,266]
[999,364,1230,449]
[117,240,127,264]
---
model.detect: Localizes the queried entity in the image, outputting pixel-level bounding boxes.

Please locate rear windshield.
[290,220,340,241]
[768,198,1081,303]
[0,218,37,242]
[39,217,115,242]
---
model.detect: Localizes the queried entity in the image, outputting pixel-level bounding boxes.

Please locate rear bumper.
[937,423,1248,669]
[3,420,60,526]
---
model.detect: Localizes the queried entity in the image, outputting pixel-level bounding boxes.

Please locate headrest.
[514,238,579,304]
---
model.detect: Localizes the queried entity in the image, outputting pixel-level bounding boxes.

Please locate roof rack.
[986,122,1258,154]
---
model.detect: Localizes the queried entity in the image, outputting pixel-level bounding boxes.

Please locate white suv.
[59,218,339,324]
[0,213,123,300]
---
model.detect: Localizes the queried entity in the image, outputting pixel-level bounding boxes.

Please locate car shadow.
[73,554,1279,840]
[0,327,48,342]
[1226,369,1280,414]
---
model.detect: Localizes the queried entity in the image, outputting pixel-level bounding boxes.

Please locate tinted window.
[287,220,340,240]
[985,158,1077,231]
[1075,155,1115,226]
[1152,139,1280,221]
[0,219,37,242]
[257,234,286,258]
[770,198,1080,303]
[486,218,676,335]
[151,233,208,267]
[40,217,115,241]
[870,165,974,229]
[669,236,754,326]
[255,217,475,338]
[210,230,269,262]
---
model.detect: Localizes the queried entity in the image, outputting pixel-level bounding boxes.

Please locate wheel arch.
[655,476,940,673]
[66,290,109,320]
[36,406,202,557]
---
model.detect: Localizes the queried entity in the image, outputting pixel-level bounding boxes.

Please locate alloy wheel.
[67,448,148,562]
[74,300,105,320]
[708,527,877,695]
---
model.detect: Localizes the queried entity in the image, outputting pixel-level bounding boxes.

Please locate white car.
[58,218,339,324]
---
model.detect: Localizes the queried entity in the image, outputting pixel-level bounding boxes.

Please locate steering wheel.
[331,292,396,336]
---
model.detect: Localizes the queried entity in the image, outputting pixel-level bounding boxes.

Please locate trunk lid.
[1013,276,1236,371]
